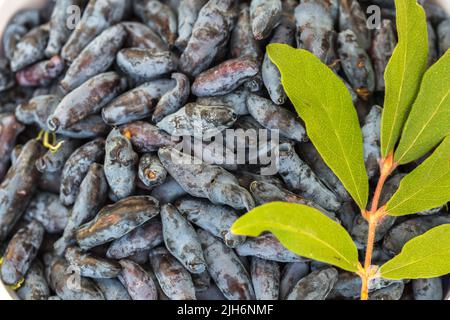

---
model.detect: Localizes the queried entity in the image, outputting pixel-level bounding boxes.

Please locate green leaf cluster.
[380,0,428,157]
[393,50,450,164]
[232,0,450,287]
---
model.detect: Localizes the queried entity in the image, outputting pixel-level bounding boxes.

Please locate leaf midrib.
[288,68,365,208]
[396,88,450,163]
[382,247,450,277]
[383,0,410,156]
[387,169,450,214]
[235,220,356,271]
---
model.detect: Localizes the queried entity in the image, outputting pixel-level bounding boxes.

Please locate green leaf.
[380,224,450,280]
[267,44,368,210]
[385,136,450,216]
[231,202,360,272]
[394,50,450,164]
[380,0,428,157]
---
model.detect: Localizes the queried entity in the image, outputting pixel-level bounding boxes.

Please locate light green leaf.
[380,224,450,280]
[231,202,360,272]
[380,0,428,157]
[394,50,450,164]
[385,136,450,216]
[267,44,368,210]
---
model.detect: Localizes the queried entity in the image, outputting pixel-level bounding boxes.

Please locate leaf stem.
[360,152,397,300]
[360,272,369,300]
[364,216,378,271]
[370,151,397,213]
[360,215,377,300]
[370,173,388,213]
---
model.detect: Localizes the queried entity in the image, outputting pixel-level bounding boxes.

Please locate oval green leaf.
[380,0,428,157]
[267,44,368,210]
[394,49,450,164]
[380,224,450,280]
[386,135,450,216]
[231,202,360,272]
